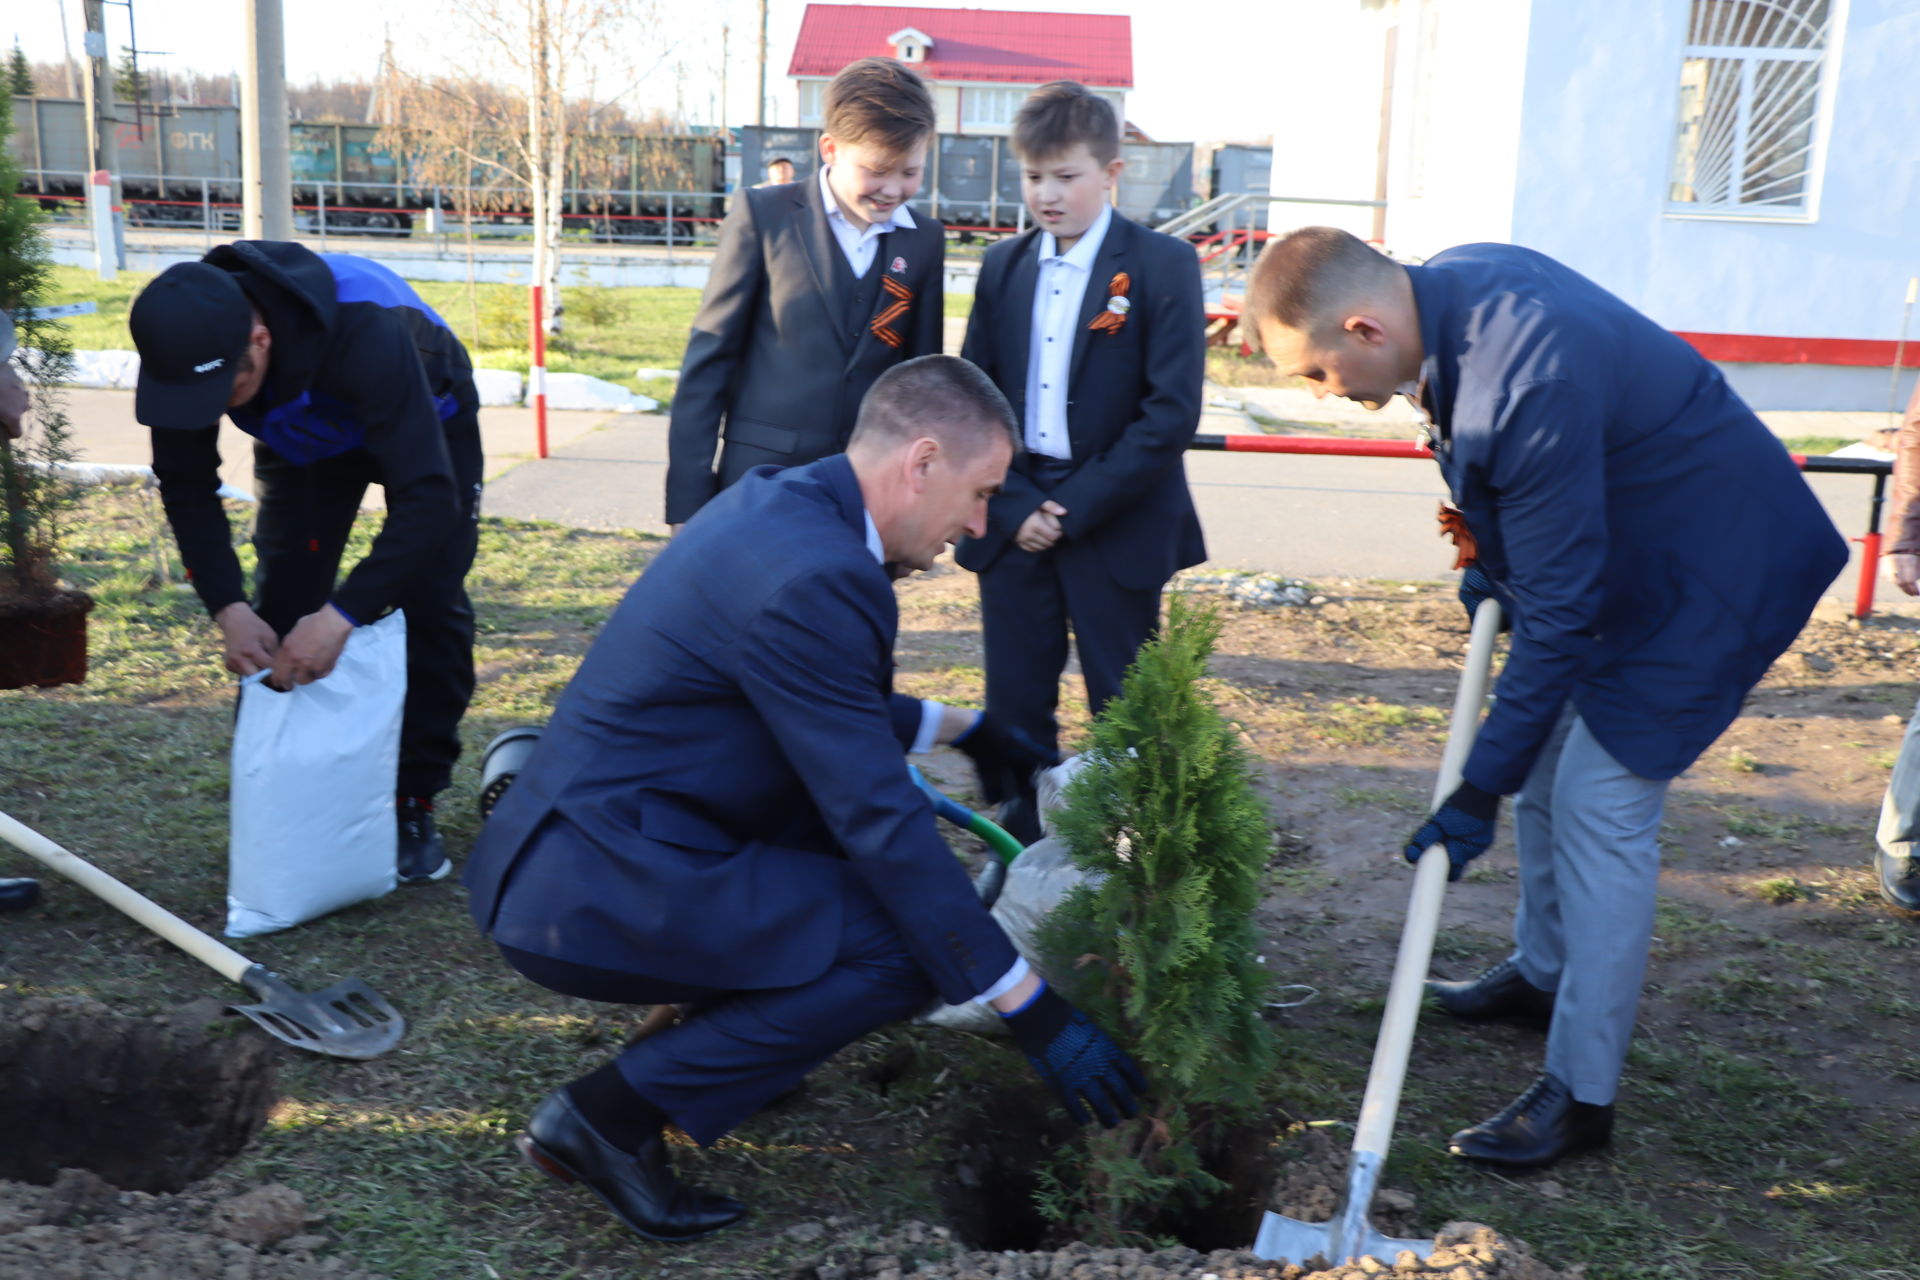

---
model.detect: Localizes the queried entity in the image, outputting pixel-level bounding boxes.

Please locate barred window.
[1667,0,1834,216]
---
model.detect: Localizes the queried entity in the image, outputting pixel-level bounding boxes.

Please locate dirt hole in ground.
[938,1086,1279,1253]
[0,994,280,1192]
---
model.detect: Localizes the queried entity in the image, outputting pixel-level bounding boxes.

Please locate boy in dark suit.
[666,57,947,529]
[957,81,1207,840]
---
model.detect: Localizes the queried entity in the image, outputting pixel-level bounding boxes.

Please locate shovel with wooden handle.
[1254,596,1503,1267]
[0,810,406,1060]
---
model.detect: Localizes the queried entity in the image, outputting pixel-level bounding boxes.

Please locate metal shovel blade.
[230,964,406,1060]
[1254,1210,1435,1271]
[1252,1102,1439,1266]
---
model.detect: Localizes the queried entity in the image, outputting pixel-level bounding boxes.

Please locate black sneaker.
[0,877,42,913]
[397,796,451,884]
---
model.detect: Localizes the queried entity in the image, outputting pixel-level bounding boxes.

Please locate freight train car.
[738,125,1195,233]
[8,96,727,236]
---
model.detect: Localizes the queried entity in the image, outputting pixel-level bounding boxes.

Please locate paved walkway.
[41,388,1906,612]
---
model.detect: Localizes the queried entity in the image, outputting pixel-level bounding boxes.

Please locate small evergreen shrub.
[1036,594,1280,1244]
[0,90,81,601]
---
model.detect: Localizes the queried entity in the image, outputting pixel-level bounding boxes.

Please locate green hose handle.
[908,765,1026,865]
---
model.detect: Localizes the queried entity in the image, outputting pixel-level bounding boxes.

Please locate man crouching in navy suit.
[464,355,1145,1242]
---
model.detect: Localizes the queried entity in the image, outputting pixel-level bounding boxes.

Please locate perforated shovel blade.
[229,965,406,1060]
[1254,1210,1434,1269]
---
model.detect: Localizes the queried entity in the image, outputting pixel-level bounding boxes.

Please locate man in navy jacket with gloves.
[1247,227,1845,1169]
[465,356,1142,1241]
[131,242,482,883]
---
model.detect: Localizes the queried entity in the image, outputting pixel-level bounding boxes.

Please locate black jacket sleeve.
[908,220,946,358]
[326,310,462,623]
[666,191,767,524]
[151,424,247,618]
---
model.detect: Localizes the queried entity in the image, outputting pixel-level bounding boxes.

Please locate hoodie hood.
[201,240,340,403]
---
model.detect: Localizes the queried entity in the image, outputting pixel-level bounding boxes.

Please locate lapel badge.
[1088,271,1132,334]
[891,255,907,274]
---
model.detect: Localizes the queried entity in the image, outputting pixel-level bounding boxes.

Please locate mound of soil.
[788,1220,1567,1280]
[0,1169,384,1279]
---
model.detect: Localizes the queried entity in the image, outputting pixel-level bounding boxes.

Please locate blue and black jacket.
[151,240,478,624]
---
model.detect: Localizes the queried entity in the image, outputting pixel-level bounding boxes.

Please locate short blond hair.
[1244,226,1400,348]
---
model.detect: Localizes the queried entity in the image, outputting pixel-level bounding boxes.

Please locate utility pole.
[719,23,728,132]
[80,0,123,276]
[57,0,80,98]
[240,0,293,240]
[756,0,768,126]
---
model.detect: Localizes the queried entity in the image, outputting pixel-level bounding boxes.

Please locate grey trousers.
[1508,709,1670,1106]
[1874,696,1920,860]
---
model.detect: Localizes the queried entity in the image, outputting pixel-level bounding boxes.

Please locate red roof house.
[787,5,1132,135]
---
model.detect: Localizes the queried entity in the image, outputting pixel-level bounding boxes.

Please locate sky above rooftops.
[7,0,1282,144]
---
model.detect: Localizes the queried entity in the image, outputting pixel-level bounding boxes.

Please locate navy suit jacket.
[1412,244,1847,794]
[465,455,1018,1007]
[954,213,1207,590]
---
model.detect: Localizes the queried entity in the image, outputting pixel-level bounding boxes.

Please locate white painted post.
[87,170,117,281]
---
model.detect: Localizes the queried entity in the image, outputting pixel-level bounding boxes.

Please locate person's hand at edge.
[999,980,1146,1128]
[215,601,279,677]
[266,604,355,690]
[1404,780,1500,882]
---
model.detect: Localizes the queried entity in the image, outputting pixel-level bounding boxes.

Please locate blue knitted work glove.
[1000,982,1146,1127]
[1405,780,1500,882]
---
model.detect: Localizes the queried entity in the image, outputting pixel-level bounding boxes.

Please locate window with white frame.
[1667,0,1835,216]
[962,87,1022,129]
[799,80,825,126]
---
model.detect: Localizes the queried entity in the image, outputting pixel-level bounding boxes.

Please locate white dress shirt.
[863,509,1031,1006]
[1023,203,1115,460]
[820,166,916,279]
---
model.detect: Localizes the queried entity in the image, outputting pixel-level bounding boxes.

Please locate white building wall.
[1264,0,1394,241]
[1378,0,1533,258]
[1509,0,1920,409]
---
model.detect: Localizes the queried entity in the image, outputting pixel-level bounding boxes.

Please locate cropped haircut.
[823,58,937,155]
[1243,226,1402,348]
[850,355,1021,459]
[1011,81,1122,166]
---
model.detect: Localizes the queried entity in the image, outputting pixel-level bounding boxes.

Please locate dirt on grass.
[2,498,1916,1278]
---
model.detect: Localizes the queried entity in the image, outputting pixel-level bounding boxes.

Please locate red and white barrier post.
[530,283,549,460]
[87,169,118,282]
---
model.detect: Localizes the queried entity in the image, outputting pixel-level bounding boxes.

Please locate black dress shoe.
[1449,1073,1613,1168]
[1427,958,1557,1030]
[517,1090,746,1242]
[0,878,41,913]
[1876,847,1920,912]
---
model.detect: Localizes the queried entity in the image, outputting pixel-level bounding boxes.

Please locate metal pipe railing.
[1188,432,1895,618]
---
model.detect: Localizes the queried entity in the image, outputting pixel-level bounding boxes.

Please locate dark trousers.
[250,414,483,796]
[497,883,936,1147]
[978,534,1162,758]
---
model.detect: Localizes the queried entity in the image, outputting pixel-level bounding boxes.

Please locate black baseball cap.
[131,262,253,428]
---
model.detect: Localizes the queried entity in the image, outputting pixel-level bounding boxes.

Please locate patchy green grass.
[45,263,698,404]
[1777,435,1864,456]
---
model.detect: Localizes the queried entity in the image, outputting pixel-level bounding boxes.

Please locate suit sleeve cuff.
[972,956,1030,1006]
[910,699,946,754]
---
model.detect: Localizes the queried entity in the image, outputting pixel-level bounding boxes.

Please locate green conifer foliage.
[0,90,80,599]
[1036,595,1280,1242]
[7,43,33,98]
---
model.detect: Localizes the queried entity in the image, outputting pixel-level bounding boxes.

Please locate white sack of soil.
[225,612,407,937]
[920,756,1101,1036]
[537,372,658,414]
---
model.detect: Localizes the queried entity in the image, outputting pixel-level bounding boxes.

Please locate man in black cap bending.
[130,242,483,883]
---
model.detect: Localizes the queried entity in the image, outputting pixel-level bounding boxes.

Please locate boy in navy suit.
[666,58,947,529]
[957,82,1207,840]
